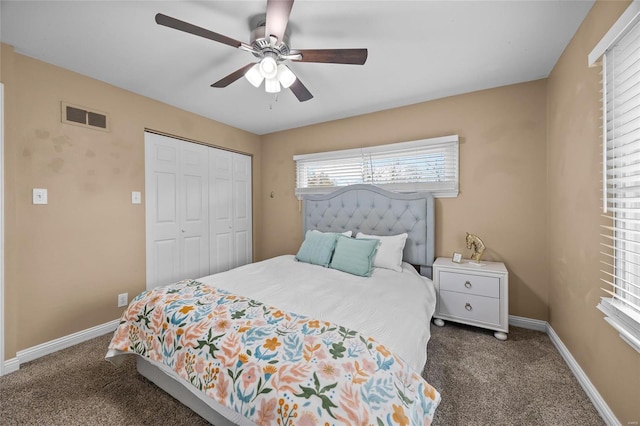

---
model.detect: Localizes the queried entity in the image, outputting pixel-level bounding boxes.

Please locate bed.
[106,184,440,425]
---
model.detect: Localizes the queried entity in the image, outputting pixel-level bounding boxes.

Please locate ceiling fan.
[155,0,368,102]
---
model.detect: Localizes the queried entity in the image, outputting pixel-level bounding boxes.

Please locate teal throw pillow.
[329,235,380,277]
[295,230,339,267]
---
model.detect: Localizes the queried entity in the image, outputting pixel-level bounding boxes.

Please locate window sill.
[597,297,640,353]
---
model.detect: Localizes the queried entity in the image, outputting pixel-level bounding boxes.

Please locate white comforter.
[196,254,437,372]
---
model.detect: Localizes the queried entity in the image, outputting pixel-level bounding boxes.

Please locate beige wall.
[547,0,639,422]
[1,44,262,359]
[260,79,549,321]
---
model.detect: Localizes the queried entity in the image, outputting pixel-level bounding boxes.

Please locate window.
[591,1,640,352]
[294,135,458,199]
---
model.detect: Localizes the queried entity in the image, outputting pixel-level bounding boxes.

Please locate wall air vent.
[61,102,109,132]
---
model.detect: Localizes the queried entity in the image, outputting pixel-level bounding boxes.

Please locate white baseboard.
[509,314,547,332]
[546,325,620,426]
[3,357,19,375]
[2,319,119,374]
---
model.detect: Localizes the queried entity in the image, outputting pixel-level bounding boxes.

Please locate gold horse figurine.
[466,233,486,261]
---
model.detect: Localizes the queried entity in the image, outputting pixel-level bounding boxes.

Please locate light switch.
[33,188,48,205]
[131,191,141,204]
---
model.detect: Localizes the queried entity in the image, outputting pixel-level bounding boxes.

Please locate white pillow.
[313,229,352,237]
[355,232,408,272]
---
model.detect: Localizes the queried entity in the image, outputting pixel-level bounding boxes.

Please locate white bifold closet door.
[210,149,252,274]
[145,132,252,290]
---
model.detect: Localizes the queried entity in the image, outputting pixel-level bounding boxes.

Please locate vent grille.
[66,105,86,124]
[87,111,107,128]
[61,102,109,131]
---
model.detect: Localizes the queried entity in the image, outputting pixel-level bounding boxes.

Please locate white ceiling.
[1,0,594,135]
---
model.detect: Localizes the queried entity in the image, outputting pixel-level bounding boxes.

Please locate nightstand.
[432,257,509,340]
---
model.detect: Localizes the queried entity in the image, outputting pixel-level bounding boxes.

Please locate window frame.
[590,0,640,353]
[293,135,459,199]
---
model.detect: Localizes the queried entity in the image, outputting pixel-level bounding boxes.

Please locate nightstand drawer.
[439,271,499,298]
[438,290,500,325]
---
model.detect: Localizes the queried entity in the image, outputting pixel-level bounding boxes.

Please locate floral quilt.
[108,279,440,425]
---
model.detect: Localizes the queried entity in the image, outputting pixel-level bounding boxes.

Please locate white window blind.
[294,135,459,199]
[597,2,640,353]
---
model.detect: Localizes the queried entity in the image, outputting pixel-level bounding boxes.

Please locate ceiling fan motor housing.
[250,19,291,60]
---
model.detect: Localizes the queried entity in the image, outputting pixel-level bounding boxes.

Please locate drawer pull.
[464,280,472,289]
[465,303,473,311]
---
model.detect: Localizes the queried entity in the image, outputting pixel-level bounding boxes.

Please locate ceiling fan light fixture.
[265,77,281,93]
[245,63,264,87]
[259,56,278,79]
[277,64,296,88]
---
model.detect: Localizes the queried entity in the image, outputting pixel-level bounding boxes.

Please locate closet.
[144,132,252,289]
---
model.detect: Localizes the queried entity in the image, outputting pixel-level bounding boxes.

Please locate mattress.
[196,254,437,372]
[107,255,439,424]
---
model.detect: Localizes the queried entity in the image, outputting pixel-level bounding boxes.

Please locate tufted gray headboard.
[302,184,435,275]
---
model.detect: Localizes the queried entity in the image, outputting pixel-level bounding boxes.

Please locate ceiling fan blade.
[265,0,294,43]
[291,49,368,65]
[155,13,244,49]
[211,63,256,88]
[289,78,313,102]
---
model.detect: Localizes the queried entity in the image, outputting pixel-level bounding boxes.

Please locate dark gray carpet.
[0,324,603,425]
[424,324,604,425]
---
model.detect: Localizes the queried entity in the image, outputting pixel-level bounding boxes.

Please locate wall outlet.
[117,293,128,308]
